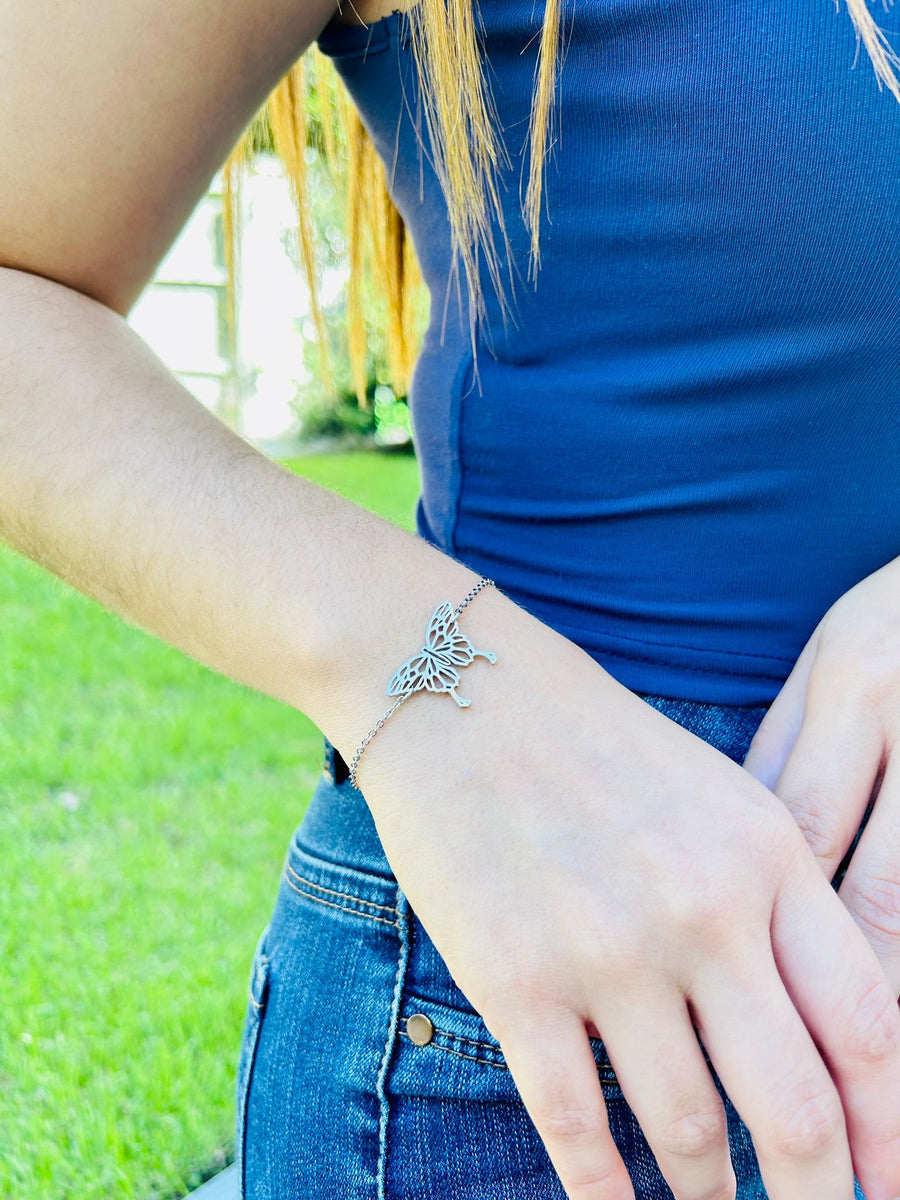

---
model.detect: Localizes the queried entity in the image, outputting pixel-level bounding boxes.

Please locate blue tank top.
[317,0,900,705]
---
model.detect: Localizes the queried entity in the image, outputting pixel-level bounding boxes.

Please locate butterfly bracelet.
[347,576,498,790]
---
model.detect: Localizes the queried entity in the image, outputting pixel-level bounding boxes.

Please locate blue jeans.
[235,694,864,1199]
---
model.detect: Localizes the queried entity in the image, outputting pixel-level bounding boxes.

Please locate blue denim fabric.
[236,694,866,1199]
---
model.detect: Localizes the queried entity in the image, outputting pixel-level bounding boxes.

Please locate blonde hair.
[222,0,900,406]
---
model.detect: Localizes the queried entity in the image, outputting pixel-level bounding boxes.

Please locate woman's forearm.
[0,266,494,755]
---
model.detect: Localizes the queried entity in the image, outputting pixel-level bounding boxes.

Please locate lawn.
[0,449,422,1200]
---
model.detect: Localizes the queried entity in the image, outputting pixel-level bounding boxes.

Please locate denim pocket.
[236,925,271,1198]
[383,982,626,1197]
[391,989,624,1104]
[279,835,401,933]
[240,824,406,1197]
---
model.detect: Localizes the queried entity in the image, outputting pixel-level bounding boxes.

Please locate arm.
[3,5,900,1197]
[0,0,475,746]
[8,272,900,1200]
[0,0,338,313]
[0,266,481,746]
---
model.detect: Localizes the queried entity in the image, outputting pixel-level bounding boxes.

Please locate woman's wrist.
[0,270,622,785]
[311,559,624,800]
[295,521,511,768]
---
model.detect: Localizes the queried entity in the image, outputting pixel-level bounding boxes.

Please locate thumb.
[742,628,820,788]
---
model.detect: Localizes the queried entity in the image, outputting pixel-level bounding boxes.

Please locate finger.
[838,753,900,993]
[772,858,900,1200]
[742,630,819,789]
[499,1011,634,1200]
[597,991,735,1200]
[690,947,854,1200]
[765,683,884,879]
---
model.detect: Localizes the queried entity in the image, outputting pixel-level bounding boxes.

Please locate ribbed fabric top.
[318,0,900,704]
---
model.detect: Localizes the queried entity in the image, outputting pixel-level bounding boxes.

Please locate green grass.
[0,450,421,1200]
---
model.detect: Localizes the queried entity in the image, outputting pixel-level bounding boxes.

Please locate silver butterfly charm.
[386,600,497,707]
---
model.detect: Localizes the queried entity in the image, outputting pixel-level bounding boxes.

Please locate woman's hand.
[339,587,900,1200]
[743,556,900,994]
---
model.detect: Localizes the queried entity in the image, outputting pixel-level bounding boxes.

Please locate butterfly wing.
[386,652,431,697]
[436,633,477,668]
[387,601,479,698]
[423,601,456,650]
[421,657,461,694]
[425,601,477,668]
[387,649,461,696]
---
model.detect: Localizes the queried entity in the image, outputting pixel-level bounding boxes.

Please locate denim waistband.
[303,694,770,881]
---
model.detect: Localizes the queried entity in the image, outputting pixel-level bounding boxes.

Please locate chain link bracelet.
[347,576,498,790]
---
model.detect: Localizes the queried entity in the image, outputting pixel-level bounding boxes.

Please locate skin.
[744,558,900,993]
[1,3,899,1198]
[347,601,900,1200]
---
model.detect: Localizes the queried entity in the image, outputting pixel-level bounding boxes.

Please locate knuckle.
[811,630,898,716]
[683,890,732,934]
[534,1103,609,1144]
[783,796,844,864]
[813,623,873,690]
[701,1185,738,1200]
[654,1104,728,1161]
[558,1158,624,1195]
[677,1184,737,1200]
[866,668,900,711]
[768,1087,844,1159]
[842,976,900,1064]
[844,873,900,948]
[654,877,745,945]
[867,1116,900,1158]
[528,1100,626,1191]
[477,972,549,1038]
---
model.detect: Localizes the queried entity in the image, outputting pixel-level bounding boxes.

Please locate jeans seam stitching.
[400,1032,628,1089]
[239,937,270,1200]
[439,1030,500,1052]
[399,1031,622,1086]
[247,955,269,1010]
[281,873,399,927]
[284,861,397,914]
[376,888,409,1200]
[402,1021,502,1053]
[400,1031,508,1070]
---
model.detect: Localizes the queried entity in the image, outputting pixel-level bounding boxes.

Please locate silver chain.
[347,576,496,790]
[451,575,495,617]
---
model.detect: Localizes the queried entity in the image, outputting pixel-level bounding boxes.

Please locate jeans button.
[406,1013,435,1046]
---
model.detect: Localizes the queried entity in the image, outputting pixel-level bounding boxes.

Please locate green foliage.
[0,452,421,1200]
[298,382,413,448]
[372,388,414,448]
[275,140,427,430]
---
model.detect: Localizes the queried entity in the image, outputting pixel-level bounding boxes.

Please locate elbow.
[0,255,141,319]
[0,260,135,324]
